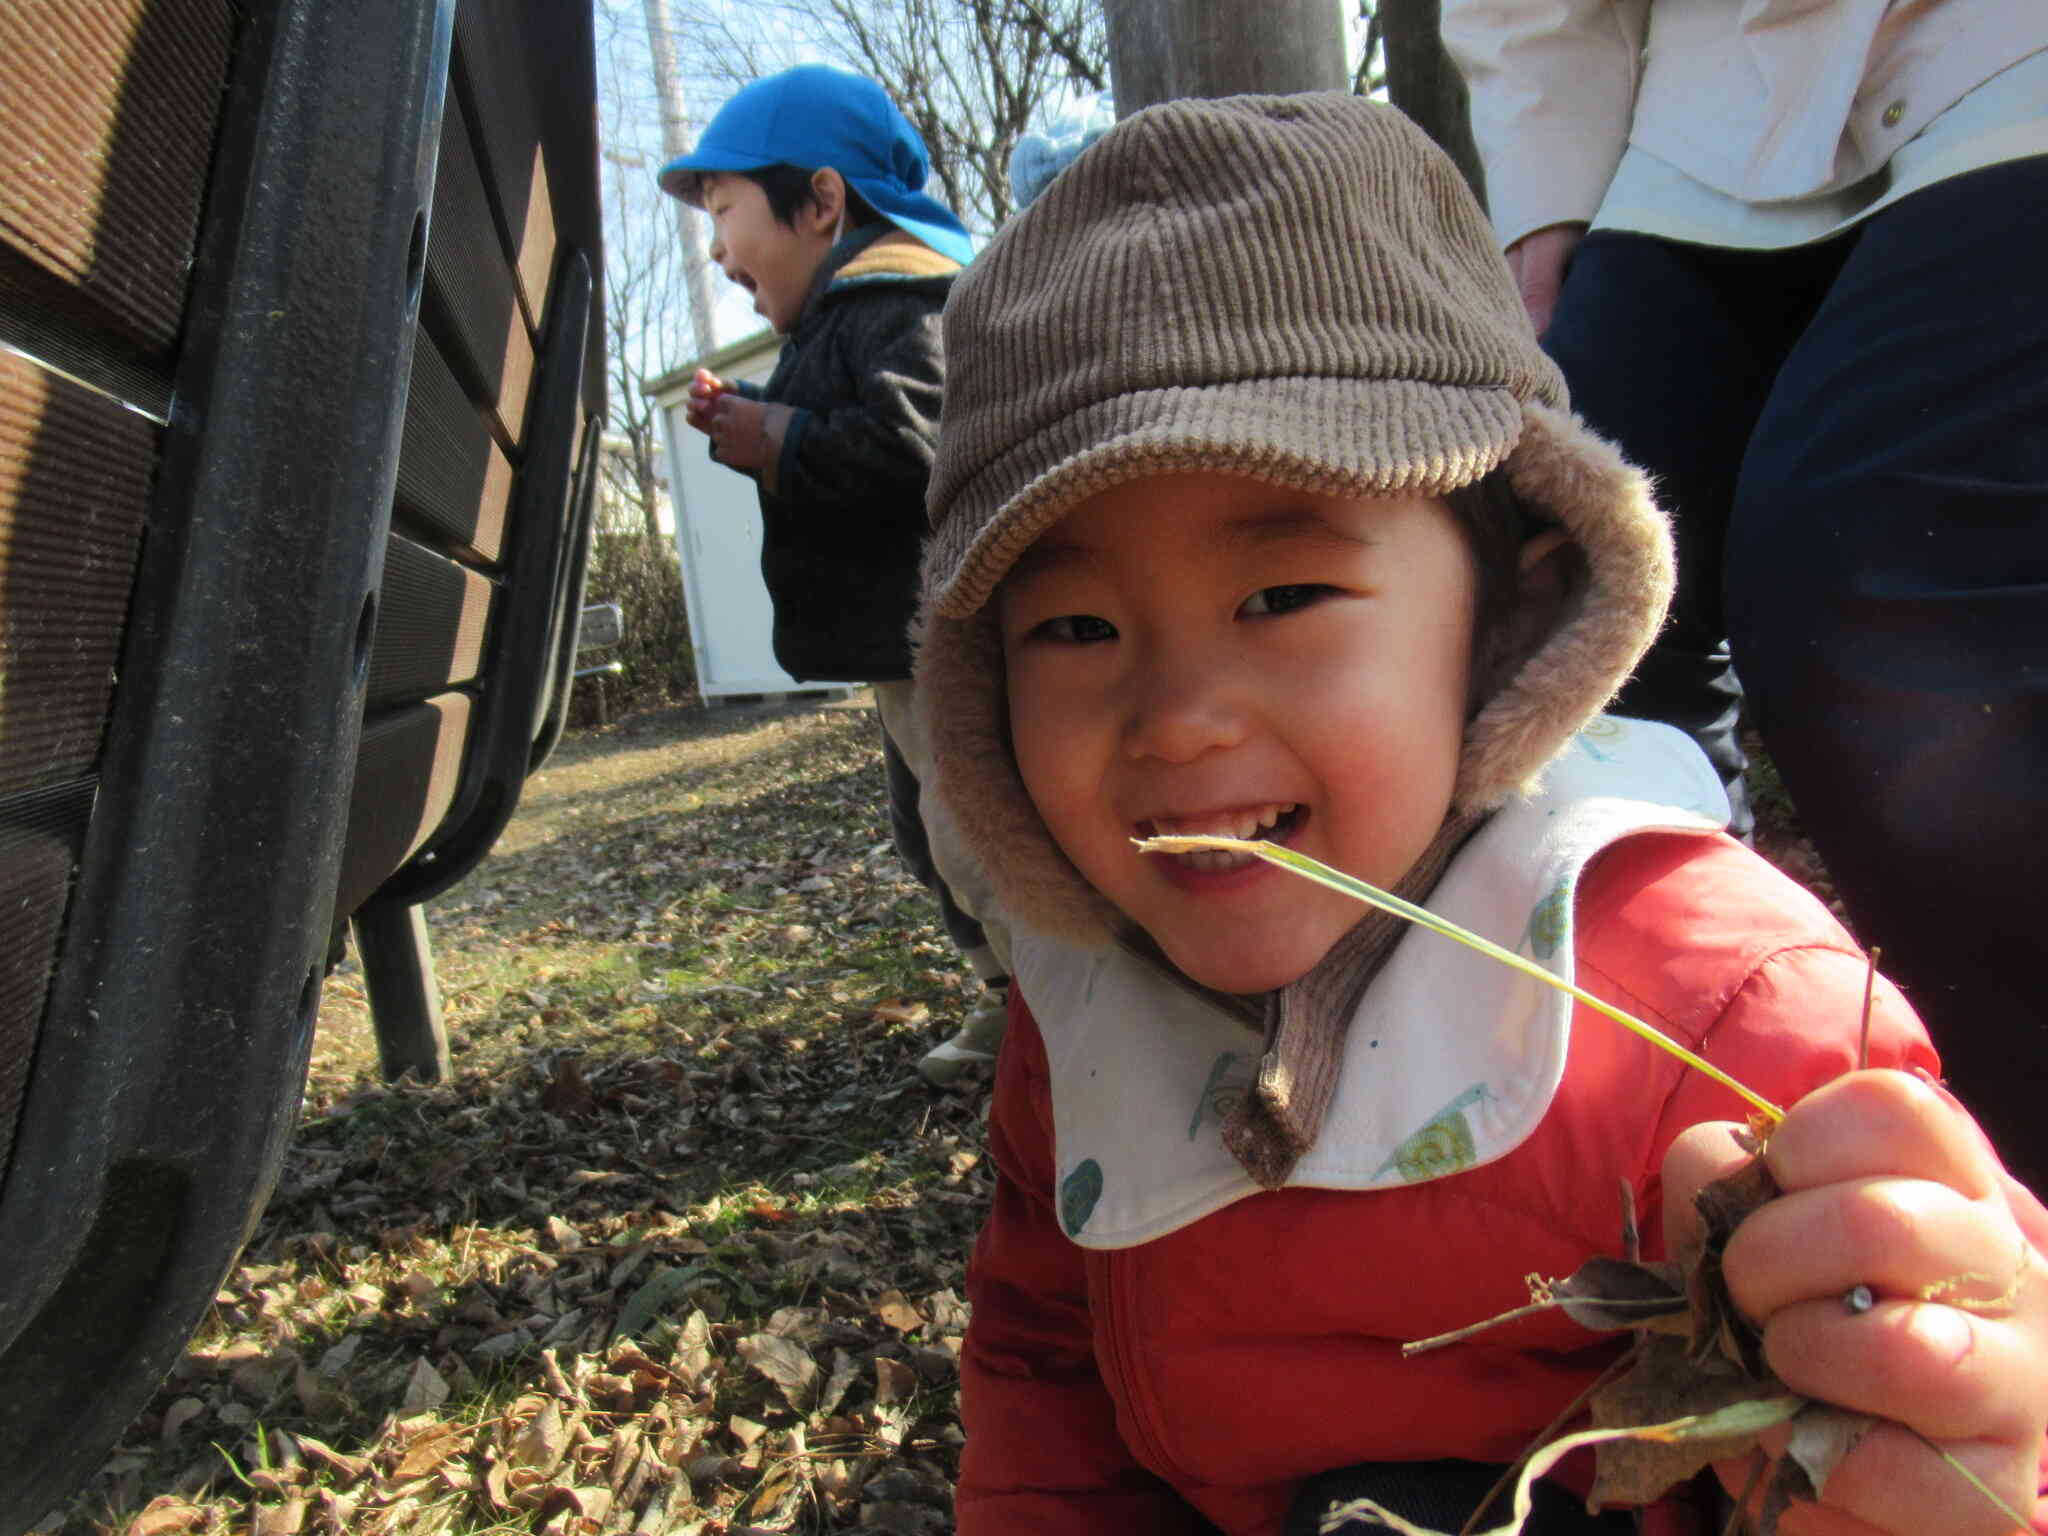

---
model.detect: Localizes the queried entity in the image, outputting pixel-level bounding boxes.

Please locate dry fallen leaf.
[875,1289,926,1334]
[398,1357,449,1415]
[736,1331,820,1414]
[873,1355,918,1407]
[124,1497,207,1536]
[158,1397,206,1444]
[392,1422,469,1482]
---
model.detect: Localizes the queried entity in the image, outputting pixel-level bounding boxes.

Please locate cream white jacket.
[1444,0,2048,249]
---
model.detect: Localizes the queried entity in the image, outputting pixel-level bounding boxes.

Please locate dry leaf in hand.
[1684,1149,1778,1378]
[1548,1256,1689,1336]
[1385,1152,1838,1536]
[1588,1334,1782,1507]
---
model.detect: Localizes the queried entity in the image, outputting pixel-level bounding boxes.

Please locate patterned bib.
[1012,716,1729,1249]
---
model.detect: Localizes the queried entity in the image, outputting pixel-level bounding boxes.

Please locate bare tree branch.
[655,0,1107,237]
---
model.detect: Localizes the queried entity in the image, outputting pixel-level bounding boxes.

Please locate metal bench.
[0,1,604,1525]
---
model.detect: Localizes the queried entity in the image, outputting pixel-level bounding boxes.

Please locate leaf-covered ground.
[50,696,997,1536]
[47,700,1832,1536]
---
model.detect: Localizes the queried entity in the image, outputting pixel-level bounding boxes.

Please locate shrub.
[573,499,696,723]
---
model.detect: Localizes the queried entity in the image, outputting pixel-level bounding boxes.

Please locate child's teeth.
[1155,806,1294,843]
[1155,804,1296,844]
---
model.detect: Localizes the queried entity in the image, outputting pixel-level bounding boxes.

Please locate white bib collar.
[1013,717,1729,1250]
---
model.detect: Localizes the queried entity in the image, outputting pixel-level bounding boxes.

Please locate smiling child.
[660,66,1012,1074]
[910,94,2048,1535]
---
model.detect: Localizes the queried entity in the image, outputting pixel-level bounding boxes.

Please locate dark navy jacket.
[716,222,958,682]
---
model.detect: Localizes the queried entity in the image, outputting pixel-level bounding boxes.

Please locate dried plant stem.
[1858,947,1881,1071]
[1317,1397,1805,1536]
[1136,835,1784,1125]
[1908,1428,2033,1533]
[1455,1351,1638,1536]
[1403,1291,1681,1357]
[1724,1452,1769,1536]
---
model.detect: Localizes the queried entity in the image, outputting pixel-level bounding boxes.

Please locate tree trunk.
[643,0,720,355]
[1104,0,1348,117]
[1377,0,1486,207]
[631,424,665,543]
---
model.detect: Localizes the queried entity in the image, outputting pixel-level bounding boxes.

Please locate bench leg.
[351,900,449,1083]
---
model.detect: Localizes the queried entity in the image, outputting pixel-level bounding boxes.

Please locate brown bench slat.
[452,0,550,325]
[514,150,559,338]
[0,350,157,798]
[336,693,474,922]
[392,328,511,564]
[0,779,93,1207]
[424,92,535,448]
[367,533,496,709]
[0,0,234,357]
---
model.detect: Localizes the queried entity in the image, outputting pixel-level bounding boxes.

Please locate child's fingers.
[1718,1420,2034,1536]
[1762,1071,2002,1202]
[1751,1276,2039,1442]
[1666,1082,2048,1531]
[1661,1119,1752,1258]
[1725,1178,2031,1346]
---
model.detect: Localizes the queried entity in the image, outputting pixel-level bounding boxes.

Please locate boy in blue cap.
[660,64,1009,1080]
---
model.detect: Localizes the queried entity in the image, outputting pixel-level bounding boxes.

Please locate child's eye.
[1240,584,1331,617]
[1032,614,1117,645]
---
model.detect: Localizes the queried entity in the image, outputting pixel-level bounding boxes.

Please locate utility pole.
[642,0,719,356]
[1104,0,1348,116]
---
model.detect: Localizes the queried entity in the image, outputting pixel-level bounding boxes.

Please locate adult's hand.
[1505,223,1586,339]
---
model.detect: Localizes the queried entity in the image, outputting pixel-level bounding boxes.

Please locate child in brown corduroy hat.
[910,93,2048,1536]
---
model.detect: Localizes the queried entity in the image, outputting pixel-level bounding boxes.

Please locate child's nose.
[1121,651,1248,764]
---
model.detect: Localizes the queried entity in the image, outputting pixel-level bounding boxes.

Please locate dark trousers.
[1544,156,2048,1192]
[880,719,989,961]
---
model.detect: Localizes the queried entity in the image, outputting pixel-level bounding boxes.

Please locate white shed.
[649,331,855,702]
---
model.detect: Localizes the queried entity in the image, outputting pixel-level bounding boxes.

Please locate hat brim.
[927,376,1524,618]
[660,158,975,266]
[657,148,756,205]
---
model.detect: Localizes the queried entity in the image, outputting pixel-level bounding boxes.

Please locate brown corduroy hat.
[914,91,1673,952]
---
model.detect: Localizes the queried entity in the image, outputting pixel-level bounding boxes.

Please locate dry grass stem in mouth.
[1132,834,1784,1124]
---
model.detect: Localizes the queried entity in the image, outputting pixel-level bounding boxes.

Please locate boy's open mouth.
[1139,804,1302,871]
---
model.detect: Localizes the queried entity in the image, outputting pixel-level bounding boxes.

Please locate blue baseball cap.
[660,65,975,267]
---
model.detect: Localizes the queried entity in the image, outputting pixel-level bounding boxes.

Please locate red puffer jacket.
[957,832,1948,1535]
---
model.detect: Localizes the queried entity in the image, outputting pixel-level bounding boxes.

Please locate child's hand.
[1664,1071,2048,1534]
[685,370,775,471]
[701,394,773,471]
[684,368,730,434]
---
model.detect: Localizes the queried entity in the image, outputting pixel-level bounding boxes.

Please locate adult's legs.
[1728,156,2048,1189]
[1543,231,1846,838]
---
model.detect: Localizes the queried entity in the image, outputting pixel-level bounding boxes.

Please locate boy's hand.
[685,369,777,473]
[1664,1071,2048,1534]
[684,368,730,434]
